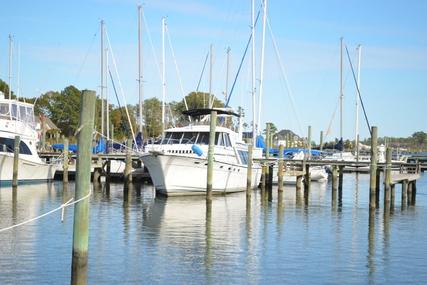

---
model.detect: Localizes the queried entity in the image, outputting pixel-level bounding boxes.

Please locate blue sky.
[0,0,426,141]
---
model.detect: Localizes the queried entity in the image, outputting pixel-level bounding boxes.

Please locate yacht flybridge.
[0,94,57,184]
[141,108,262,196]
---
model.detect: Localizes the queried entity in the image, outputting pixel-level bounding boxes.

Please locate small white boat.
[0,95,57,184]
[141,109,262,196]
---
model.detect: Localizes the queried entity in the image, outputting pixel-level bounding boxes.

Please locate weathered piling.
[277,144,284,192]
[296,175,303,191]
[40,115,46,151]
[338,165,344,205]
[105,159,111,193]
[206,110,217,203]
[246,143,253,196]
[63,138,69,183]
[401,179,408,209]
[304,161,311,193]
[369,126,378,209]
[265,123,271,178]
[384,147,392,208]
[375,168,381,207]
[407,182,413,206]
[338,165,344,192]
[411,181,417,205]
[332,165,338,193]
[71,90,96,285]
[261,164,266,191]
[12,135,20,188]
[124,138,133,185]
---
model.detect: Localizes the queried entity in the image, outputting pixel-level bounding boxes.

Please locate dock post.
[71,89,96,285]
[411,181,417,205]
[124,138,133,185]
[390,184,395,209]
[265,123,270,182]
[12,135,20,188]
[384,147,392,208]
[296,175,303,191]
[304,161,311,193]
[63,138,69,183]
[40,115,46,151]
[407,182,413,206]
[332,165,338,192]
[369,126,378,209]
[401,179,408,209]
[338,165,344,205]
[246,143,253,196]
[206,110,217,203]
[261,164,266,191]
[278,144,284,192]
[375,167,381,207]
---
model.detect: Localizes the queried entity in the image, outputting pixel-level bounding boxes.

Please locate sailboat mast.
[340,37,344,155]
[161,17,166,135]
[257,0,267,136]
[208,44,213,108]
[225,47,230,103]
[355,44,362,161]
[17,43,20,99]
[8,34,13,99]
[138,5,144,134]
[106,48,110,140]
[100,20,105,138]
[251,0,257,141]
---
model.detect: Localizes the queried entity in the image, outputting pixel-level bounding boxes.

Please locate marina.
[1,0,427,284]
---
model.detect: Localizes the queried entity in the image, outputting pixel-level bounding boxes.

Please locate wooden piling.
[63,138,69,183]
[40,115,46,151]
[12,135,20,188]
[401,179,408,209]
[265,123,270,180]
[384,147,392,208]
[407,182,413,206]
[71,90,96,285]
[278,144,284,192]
[296,175,303,191]
[304,162,311,193]
[206,110,217,203]
[411,181,417,205]
[124,138,133,185]
[390,184,395,209]
[332,165,338,193]
[375,168,381,207]
[261,164,266,191]
[338,165,344,205]
[369,126,378,209]
[246,143,253,195]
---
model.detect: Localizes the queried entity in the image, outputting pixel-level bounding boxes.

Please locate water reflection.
[0,174,426,284]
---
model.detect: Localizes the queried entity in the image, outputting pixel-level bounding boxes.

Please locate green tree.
[143,98,162,138]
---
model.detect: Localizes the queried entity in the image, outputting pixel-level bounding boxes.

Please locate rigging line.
[75,29,98,83]
[225,5,262,107]
[165,25,191,123]
[108,68,129,133]
[345,45,371,135]
[105,29,136,143]
[141,9,162,80]
[266,15,304,136]
[324,97,340,142]
[196,51,209,92]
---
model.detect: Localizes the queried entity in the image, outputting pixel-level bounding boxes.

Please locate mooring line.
[0,188,92,233]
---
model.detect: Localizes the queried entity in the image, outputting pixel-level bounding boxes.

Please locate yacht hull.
[0,153,56,184]
[142,153,261,196]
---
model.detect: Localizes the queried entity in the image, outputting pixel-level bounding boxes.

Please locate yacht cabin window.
[161,131,232,147]
[11,104,18,120]
[0,137,32,155]
[0,103,9,119]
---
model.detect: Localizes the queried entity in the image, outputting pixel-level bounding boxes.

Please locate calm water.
[1,174,427,284]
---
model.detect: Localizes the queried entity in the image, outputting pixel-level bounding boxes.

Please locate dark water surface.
[1,174,427,284]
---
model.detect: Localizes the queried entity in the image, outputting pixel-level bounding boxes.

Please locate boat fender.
[192,144,203,156]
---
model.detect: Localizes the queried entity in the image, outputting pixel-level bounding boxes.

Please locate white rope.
[0,188,92,233]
